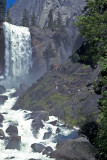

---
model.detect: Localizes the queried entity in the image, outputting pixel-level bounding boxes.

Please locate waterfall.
[3,22,32,80]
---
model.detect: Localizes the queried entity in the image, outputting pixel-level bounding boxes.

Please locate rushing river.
[0,88,77,160]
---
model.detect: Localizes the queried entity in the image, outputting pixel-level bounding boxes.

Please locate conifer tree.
[0,0,6,21]
[22,9,29,27]
[43,43,55,71]
[48,9,53,28]
[57,12,63,28]
[31,12,37,26]
[7,9,12,24]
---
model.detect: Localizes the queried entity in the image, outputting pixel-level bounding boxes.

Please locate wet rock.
[54,130,79,143]
[0,113,4,122]
[29,159,41,160]
[43,130,52,140]
[50,137,97,160]
[5,136,21,150]
[43,146,53,155]
[6,125,18,137]
[0,85,6,94]
[56,128,61,134]
[31,143,45,153]
[0,129,5,137]
[31,111,49,136]
[49,120,58,125]
[0,95,8,105]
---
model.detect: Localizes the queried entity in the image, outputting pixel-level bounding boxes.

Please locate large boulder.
[43,130,52,140]
[31,111,49,136]
[31,143,45,153]
[0,95,8,105]
[5,136,21,150]
[50,137,97,160]
[0,113,4,122]
[0,85,6,94]
[6,125,18,137]
[43,146,53,155]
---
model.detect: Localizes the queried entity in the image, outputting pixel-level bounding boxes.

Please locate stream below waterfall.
[0,88,78,160]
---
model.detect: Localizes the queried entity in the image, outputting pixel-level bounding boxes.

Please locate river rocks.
[0,85,6,94]
[43,130,52,140]
[0,129,5,137]
[31,111,49,136]
[0,95,8,105]
[6,125,18,137]
[5,136,21,150]
[50,137,97,160]
[31,143,45,153]
[0,113,4,122]
[43,146,53,155]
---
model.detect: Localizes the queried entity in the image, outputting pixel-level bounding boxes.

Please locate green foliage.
[22,9,29,27]
[0,0,6,21]
[76,0,107,158]
[76,0,107,66]
[31,12,37,26]
[43,43,56,71]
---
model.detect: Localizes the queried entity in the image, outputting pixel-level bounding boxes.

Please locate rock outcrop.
[50,137,97,160]
[8,0,85,27]
[13,60,101,127]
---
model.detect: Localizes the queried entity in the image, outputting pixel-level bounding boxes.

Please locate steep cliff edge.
[8,0,86,27]
[13,59,101,127]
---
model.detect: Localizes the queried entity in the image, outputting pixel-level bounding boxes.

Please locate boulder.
[50,137,97,160]
[43,130,52,140]
[31,111,49,136]
[0,129,5,137]
[0,95,8,105]
[0,113,4,122]
[56,128,61,134]
[43,146,53,155]
[31,143,45,153]
[6,125,18,137]
[5,136,21,150]
[0,85,6,94]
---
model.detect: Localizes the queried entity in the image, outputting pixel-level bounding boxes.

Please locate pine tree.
[31,12,37,26]
[57,12,63,28]
[43,43,55,71]
[48,9,53,28]
[6,9,12,24]
[22,9,29,27]
[0,0,7,21]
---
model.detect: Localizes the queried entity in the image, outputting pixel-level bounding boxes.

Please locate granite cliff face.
[8,0,86,27]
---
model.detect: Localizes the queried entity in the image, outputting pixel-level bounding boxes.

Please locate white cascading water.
[0,89,78,160]
[3,22,32,80]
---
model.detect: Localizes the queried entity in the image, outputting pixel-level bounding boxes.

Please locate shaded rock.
[0,85,6,94]
[31,111,49,136]
[0,113,4,122]
[0,95,8,104]
[5,136,21,150]
[79,121,99,143]
[56,128,61,134]
[0,129,5,137]
[31,143,45,153]
[54,130,79,143]
[49,120,58,125]
[50,137,97,160]
[43,131,52,140]
[43,146,53,155]
[6,125,18,137]
[29,159,41,160]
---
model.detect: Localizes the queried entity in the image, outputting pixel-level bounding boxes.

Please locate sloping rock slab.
[50,137,97,160]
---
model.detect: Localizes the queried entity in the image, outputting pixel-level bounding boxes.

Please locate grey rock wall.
[8,0,86,27]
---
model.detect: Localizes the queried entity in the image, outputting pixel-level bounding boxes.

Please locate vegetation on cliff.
[76,0,107,159]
